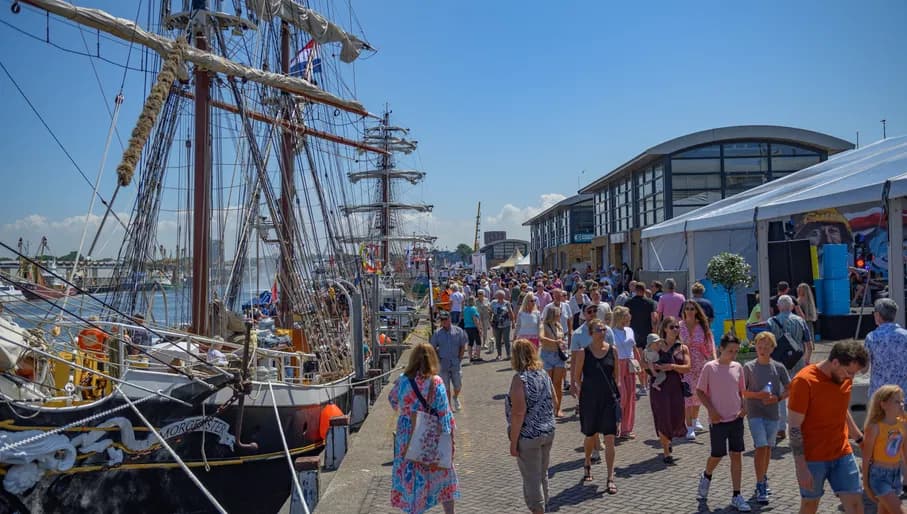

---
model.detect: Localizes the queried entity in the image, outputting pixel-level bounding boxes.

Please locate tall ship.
[0,0,431,512]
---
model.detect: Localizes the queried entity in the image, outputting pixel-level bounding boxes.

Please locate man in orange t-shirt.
[788,340,868,514]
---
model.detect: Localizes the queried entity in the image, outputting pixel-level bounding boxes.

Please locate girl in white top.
[513,293,541,348]
[611,306,641,439]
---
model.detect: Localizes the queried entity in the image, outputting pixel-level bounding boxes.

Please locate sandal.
[583,465,593,482]
[663,455,675,465]
[606,479,617,495]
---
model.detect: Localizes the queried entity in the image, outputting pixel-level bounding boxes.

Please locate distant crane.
[473,202,481,252]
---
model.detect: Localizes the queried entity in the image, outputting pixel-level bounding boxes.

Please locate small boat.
[0,284,25,302]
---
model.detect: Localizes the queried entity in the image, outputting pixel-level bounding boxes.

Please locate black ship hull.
[0,372,352,513]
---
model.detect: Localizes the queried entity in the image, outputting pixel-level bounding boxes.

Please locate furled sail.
[19,0,369,115]
[246,0,371,62]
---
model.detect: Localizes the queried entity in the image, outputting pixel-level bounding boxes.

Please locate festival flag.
[289,40,322,81]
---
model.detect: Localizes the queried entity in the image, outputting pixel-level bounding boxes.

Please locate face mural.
[792,205,892,279]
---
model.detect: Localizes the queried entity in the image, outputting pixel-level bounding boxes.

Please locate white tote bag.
[403,376,453,469]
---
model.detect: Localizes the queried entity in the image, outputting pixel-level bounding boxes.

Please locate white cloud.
[425,193,567,251]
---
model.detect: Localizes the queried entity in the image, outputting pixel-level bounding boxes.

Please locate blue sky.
[1,0,905,256]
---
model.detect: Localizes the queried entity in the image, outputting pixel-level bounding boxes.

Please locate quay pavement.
[316,338,877,514]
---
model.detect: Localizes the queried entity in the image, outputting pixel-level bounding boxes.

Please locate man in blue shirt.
[431,310,468,411]
[865,298,907,400]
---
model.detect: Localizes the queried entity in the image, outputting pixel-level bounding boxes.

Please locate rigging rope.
[118,386,229,514]
[268,381,310,514]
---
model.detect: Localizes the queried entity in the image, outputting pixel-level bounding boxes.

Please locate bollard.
[379,353,393,384]
[351,386,370,426]
[324,415,350,471]
[290,455,320,513]
[368,368,382,399]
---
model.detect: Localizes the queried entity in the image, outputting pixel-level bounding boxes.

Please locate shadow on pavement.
[613,455,676,477]
[545,479,606,511]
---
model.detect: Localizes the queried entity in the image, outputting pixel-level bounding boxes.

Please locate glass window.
[671,158,721,174]
[673,190,722,206]
[725,174,765,192]
[673,144,721,158]
[771,155,821,172]
[723,142,768,157]
[673,174,721,189]
[771,143,820,156]
[725,157,769,173]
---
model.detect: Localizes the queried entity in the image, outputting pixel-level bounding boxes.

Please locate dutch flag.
[289,39,322,80]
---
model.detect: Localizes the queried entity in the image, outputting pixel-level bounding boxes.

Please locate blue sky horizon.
[1,0,905,258]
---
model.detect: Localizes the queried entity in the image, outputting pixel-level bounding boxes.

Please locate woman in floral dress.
[389,343,459,513]
[679,300,715,440]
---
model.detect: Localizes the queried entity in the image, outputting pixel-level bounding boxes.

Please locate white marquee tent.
[641,135,907,323]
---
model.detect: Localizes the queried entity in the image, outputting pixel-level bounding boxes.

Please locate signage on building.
[573,233,594,243]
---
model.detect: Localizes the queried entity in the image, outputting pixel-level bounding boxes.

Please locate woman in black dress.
[572,318,620,494]
[648,317,691,464]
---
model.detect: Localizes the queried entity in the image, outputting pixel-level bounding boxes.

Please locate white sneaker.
[731,494,752,512]
[636,385,648,396]
[696,472,710,499]
[686,427,697,441]
[693,419,704,432]
[453,398,461,412]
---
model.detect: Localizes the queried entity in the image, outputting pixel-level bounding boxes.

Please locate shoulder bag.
[404,376,453,469]
[592,345,622,424]
[546,323,569,361]
[768,317,804,370]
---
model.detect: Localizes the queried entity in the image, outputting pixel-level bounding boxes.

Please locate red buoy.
[319,403,344,440]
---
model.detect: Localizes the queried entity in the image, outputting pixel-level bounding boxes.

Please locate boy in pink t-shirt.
[694,334,751,512]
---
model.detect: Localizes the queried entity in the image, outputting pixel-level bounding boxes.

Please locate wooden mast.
[191,13,211,336]
[278,21,295,327]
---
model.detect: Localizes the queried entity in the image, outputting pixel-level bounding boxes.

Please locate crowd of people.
[387,266,907,514]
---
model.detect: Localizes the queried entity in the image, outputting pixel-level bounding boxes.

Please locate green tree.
[455,243,473,263]
[705,252,754,341]
[58,251,79,261]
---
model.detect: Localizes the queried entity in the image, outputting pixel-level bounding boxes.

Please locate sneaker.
[636,385,648,396]
[693,419,704,432]
[686,427,697,441]
[764,477,772,495]
[754,481,769,504]
[453,398,462,412]
[696,472,710,500]
[731,494,752,512]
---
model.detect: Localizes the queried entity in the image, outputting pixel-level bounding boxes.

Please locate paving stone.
[319,342,880,513]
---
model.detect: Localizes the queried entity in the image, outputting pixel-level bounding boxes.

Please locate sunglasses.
[684,306,697,311]
[586,308,598,313]
[668,325,680,329]
[593,328,608,333]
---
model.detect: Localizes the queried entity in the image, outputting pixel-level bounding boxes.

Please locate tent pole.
[757,220,771,322]
[888,197,905,327]
[686,231,697,295]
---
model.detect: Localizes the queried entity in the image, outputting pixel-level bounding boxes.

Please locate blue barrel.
[823,278,851,315]
[814,278,825,313]
[822,244,849,280]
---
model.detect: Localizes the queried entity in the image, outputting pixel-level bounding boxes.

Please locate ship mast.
[278,20,295,327]
[190,4,211,336]
[342,110,435,269]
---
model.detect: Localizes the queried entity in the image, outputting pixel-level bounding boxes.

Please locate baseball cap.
[438,310,450,319]
[646,333,663,346]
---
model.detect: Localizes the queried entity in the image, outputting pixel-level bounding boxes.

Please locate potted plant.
[705,252,755,346]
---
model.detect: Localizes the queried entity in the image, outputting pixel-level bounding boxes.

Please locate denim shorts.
[800,453,862,499]
[747,417,779,449]
[440,365,462,392]
[869,464,902,497]
[540,349,566,370]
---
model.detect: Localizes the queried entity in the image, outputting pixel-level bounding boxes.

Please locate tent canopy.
[642,136,907,239]
[493,249,524,269]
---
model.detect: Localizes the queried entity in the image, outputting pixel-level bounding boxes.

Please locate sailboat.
[12,237,77,301]
[0,0,430,512]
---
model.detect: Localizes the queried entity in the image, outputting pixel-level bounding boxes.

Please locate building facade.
[577,126,853,272]
[523,195,594,272]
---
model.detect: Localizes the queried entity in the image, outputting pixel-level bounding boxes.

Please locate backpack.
[769,317,805,370]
